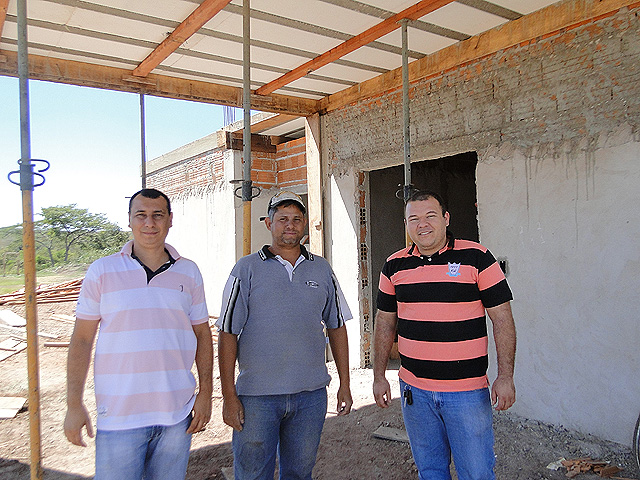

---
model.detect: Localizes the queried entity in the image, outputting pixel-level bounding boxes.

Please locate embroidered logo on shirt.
[97,406,108,417]
[306,280,319,288]
[447,262,461,277]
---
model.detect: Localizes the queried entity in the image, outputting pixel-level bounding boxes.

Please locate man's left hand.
[187,391,212,433]
[335,384,353,416]
[491,375,516,411]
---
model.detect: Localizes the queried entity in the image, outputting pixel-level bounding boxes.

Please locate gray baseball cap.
[267,191,306,215]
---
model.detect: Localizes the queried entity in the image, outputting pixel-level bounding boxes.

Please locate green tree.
[36,205,125,266]
[0,225,24,274]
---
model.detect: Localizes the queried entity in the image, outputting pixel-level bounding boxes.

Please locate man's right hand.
[373,376,392,408]
[222,394,245,431]
[64,404,94,447]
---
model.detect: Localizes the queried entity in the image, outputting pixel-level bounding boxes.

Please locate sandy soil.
[1,302,638,480]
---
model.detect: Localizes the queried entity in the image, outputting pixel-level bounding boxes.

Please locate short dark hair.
[406,190,447,216]
[129,188,172,213]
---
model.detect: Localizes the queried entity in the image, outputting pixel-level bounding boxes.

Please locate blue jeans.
[95,414,192,480]
[233,388,328,480]
[400,380,495,480]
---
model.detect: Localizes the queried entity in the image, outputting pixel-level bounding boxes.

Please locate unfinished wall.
[146,136,322,323]
[147,141,238,315]
[322,5,640,445]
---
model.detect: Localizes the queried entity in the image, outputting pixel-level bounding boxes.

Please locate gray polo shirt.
[217,245,352,396]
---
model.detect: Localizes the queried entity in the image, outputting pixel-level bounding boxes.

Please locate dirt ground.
[1,301,638,480]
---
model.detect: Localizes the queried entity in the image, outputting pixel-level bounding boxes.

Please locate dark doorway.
[368,152,479,310]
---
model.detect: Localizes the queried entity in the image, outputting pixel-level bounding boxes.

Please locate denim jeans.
[95,414,192,480]
[233,388,328,480]
[400,380,495,480]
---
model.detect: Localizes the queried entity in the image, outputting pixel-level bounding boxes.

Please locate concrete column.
[305,114,323,256]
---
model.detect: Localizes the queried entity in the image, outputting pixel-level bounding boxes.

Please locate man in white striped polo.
[64,188,213,480]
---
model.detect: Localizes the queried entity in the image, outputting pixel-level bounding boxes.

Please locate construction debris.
[372,425,410,443]
[50,313,75,324]
[559,458,631,479]
[0,310,26,327]
[0,278,83,306]
[0,324,59,341]
[0,397,27,419]
[0,339,27,361]
[43,342,70,348]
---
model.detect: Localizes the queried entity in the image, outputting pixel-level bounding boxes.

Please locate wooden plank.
[320,0,639,113]
[225,132,277,153]
[0,309,26,327]
[0,50,320,116]
[0,397,27,419]
[372,426,410,443]
[0,339,27,361]
[255,0,455,96]
[0,324,58,340]
[0,0,9,39]
[133,0,233,77]
[50,314,75,325]
[250,114,300,134]
[43,342,70,348]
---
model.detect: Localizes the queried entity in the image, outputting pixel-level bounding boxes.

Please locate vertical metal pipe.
[140,93,147,188]
[17,0,43,478]
[242,0,252,256]
[401,19,411,203]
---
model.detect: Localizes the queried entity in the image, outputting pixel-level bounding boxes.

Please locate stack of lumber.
[0,278,83,306]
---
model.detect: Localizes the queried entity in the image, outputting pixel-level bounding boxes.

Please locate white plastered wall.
[326,172,362,368]
[479,127,640,446]
[165,149,239,317]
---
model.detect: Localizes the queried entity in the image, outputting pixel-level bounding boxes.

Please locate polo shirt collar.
[407,231,455,257]
[258,244,314,261]
[120,240,181,260]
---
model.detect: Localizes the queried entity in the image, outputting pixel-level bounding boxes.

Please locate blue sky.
[0,75,231,228]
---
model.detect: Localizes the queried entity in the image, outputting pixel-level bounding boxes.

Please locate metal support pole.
[17,0,43,478]
[401,19,411,203]
[242,0,252,256]
[140,93,147,188]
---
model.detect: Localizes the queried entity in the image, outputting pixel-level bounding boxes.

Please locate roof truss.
[133,0,233,78]
[0,0,633,117]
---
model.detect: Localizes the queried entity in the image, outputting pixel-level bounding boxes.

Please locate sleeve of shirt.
[188,263,209,325]
[323,269,352,330]
[75,261,102,321]
[376,261,397,313]
[216,267,249,335]
[477,248,513,308]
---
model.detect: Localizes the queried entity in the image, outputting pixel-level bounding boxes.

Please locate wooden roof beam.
[132,0,232,77]
[320,0,638,113]
[254,0,455,96]
[250,114,300,134]
[0,49,319,116]
[0,0,9,38]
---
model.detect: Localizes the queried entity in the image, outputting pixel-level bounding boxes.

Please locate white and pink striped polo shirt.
[76,241,208,431]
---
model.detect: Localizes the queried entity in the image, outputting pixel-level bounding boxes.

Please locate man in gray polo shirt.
[217,191,352,480]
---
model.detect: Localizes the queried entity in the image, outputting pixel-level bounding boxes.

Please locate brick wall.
[249,152,277,188]
[276,137,307,188]
[324,4,640,169]
[147,150,224,196]
[149,137,307,195]
[246,137,307,189]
